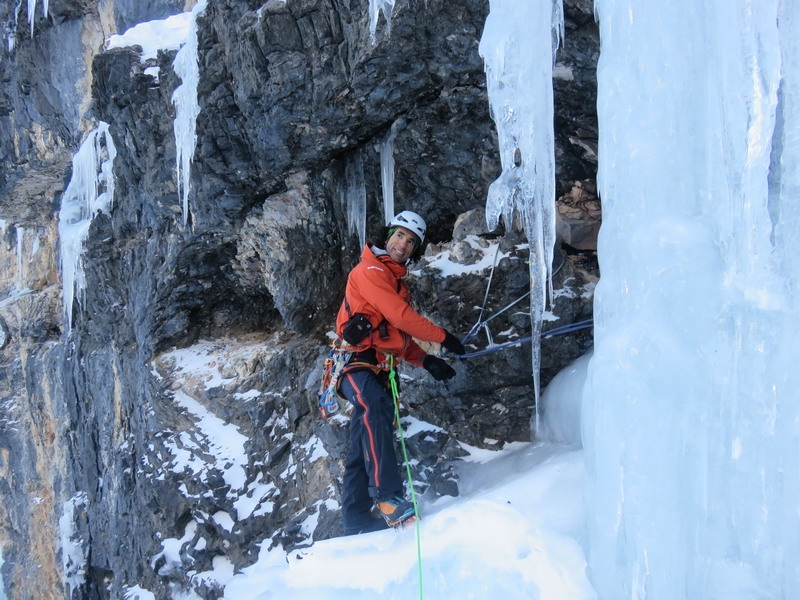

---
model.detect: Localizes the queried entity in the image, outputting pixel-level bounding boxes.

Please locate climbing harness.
[388,355,424,599]
[317,343,352,419]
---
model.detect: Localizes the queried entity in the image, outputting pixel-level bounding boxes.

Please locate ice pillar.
[583,1,800,598]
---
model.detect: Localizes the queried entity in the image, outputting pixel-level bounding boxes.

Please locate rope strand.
[462,249,568,347]
[388,356,424,599]
[457,318,594,359]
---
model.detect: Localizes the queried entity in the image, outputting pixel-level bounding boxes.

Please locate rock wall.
[0,0,598,598]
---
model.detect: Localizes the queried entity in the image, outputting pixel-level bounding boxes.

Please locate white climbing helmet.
[388,210,427,245]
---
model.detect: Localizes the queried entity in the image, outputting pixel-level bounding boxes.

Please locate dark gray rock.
[0,0,600,597]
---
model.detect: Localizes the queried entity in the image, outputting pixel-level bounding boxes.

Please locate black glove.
[441,331,466,356]
[423,355,457,381]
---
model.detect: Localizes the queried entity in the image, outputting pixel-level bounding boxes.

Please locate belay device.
[318,345,351,419]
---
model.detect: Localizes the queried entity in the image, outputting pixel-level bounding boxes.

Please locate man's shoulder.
[359,247,389,270]
[352,257,404,288]
[353,258,389,278]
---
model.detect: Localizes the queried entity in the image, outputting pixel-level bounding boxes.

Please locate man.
[335,210,465,535]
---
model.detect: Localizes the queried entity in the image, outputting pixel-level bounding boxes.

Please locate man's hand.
[423,355,457,381]
[441,331,466,356]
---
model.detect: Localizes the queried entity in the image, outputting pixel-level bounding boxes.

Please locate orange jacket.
[336,243,446,367]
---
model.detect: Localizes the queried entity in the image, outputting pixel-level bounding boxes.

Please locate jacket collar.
[364,242,408,278]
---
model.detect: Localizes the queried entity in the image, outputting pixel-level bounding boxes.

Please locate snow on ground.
[123,334,595,600]
[215,354,595,600]
[221,442,594,600]
[151,339,283,523]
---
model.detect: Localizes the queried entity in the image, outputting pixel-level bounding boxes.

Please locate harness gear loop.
[318,343,352,419]
[388,356,424,599]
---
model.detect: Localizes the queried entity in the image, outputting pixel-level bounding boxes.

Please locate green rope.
[388,355,423,600]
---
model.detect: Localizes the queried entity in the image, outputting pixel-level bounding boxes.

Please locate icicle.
[6,2,21,51]
[479,0,563,430]
[344,150,367,249]
[172,0,208,228]
[27,0,36,37]
[58,122,117,330]
[23,0,48,37]
[368,0,396,44]
[15,226,25,291]
[380,128,397,225]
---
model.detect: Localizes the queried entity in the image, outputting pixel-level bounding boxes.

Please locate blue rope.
[461,251,568,348]
[461,290,530,347]
[456,318,593,359]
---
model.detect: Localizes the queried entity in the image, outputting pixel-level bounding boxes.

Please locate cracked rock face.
[0,0,598,597]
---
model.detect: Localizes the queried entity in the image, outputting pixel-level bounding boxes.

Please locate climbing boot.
[375,496,416,528]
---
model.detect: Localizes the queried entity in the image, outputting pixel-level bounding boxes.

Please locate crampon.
[375,496,417,529]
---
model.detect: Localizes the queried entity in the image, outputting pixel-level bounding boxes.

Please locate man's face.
[385,226,420,264]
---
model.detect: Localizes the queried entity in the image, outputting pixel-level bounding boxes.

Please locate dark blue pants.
[339,369,403,533]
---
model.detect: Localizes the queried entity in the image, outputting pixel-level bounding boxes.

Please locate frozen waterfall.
[172,0,208,228]
[58,122,117,330]
[479,0,563,411]
[103,1,201,228]
[583,1,800,598]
